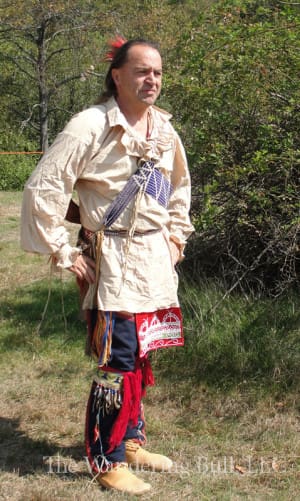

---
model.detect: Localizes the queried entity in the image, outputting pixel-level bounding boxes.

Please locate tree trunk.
[37,21,49,152]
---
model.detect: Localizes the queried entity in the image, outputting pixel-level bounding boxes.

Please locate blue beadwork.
[101,161,173,228]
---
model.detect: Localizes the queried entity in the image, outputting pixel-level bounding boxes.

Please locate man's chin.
[140,95,158,106]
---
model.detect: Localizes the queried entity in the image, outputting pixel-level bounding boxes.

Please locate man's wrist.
[52,244,82,269]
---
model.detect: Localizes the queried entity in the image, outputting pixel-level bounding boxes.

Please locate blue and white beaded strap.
[101,160,173,228]
[143,167,173,208]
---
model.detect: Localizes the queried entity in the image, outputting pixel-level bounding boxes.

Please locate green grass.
[153,275,300,393]
[0,191,299,500]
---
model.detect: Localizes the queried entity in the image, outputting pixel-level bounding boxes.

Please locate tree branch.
[45,23,90,44]
[9,105,39,132]
[48,74,83,96]
[10,40,37,65]
[4,54,36,81]
[19,103,41,131]
[46,45,83,64]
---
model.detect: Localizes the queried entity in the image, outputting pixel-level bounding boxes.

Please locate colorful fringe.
[93,371,123,416]
[90,359,154,454]
[91,311,114,366]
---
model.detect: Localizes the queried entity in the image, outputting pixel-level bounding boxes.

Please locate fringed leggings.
[85,314,154,473]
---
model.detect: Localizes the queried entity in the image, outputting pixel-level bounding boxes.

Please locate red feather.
[105,36,127,62]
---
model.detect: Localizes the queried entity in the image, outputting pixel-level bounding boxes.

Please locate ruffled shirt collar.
[105,97,175,161]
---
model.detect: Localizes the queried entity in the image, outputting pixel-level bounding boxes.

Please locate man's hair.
[97,38,160,103]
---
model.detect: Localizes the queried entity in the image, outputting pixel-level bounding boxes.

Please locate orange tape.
[0,151,43,155]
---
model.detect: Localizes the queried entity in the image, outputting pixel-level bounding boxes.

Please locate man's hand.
[169,240,181,266]
[68,254,96,284]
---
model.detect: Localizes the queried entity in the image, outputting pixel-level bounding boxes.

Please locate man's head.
[101,39,162,109]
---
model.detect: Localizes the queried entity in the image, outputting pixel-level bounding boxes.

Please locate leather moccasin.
[125,440,173,472]
[96,462,151,495]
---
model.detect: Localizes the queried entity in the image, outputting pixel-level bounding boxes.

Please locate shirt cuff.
[52,243,81,269]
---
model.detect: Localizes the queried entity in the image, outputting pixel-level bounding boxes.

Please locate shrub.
[0,129,39,190]
[0,154,37,190]
[168,0,300,294]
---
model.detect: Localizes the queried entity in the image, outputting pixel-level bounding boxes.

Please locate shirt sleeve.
[20,119,97,268]
[167,133,194,259]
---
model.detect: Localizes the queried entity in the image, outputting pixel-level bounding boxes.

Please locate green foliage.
[1,0,300,292]
[0,155,36,191]
[0,130,38,190]
[167,0,300,293]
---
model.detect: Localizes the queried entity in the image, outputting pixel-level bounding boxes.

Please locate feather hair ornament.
[104,35,127,62]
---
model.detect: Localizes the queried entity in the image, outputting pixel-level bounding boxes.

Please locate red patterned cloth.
[136,307,184,358]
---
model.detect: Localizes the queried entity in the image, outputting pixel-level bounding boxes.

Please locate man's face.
[112,44,162,110]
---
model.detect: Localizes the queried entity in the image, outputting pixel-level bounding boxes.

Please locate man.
[21,38,194,495]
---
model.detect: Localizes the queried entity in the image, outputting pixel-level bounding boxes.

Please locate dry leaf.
[272,460,279,471]
[234,464,247,474]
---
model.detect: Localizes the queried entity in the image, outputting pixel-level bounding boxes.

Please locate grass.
[158,277,300,389]
[0,191,299,500]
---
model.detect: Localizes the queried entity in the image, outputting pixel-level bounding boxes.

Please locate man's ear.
[111,68,120,87]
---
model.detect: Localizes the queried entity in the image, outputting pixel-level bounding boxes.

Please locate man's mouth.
[142,89,156,95]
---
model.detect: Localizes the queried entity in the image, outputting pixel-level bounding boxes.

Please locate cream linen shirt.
[21,97,194,312]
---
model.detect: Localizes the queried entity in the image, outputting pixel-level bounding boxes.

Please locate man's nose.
[146,71,156,83]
